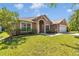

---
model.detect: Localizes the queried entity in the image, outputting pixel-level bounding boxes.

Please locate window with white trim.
[21,23,26,31]
[27,23,31,32]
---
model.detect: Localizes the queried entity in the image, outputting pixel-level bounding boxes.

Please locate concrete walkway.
[71,33,79,37]
[71,33,79,35]
[46,33,63,37]
[46,33,79,37]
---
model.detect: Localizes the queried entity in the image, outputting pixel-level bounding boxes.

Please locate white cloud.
[30,3,48,17]
[14,4,24,10]
[34,10,48,17]
[33,9,40,16]
[35,13,48,17]
[30,3,46,9]
[67,9,73,13]
[36,13,41,16]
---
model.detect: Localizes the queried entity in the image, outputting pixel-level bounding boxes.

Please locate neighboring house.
[19,15,67,34]
[0,15,67,33]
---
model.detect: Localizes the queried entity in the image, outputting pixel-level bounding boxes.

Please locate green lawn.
[0,32,79,56]
[0,32,9,40]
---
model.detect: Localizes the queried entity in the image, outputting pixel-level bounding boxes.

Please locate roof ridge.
[52,18,65,24]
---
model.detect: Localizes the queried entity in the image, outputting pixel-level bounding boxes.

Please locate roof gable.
[19,15,52,23]
[52,19,67,24]
[59,19,67,25]
[32,15,51,22]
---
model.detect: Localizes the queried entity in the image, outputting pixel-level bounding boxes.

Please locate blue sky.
[0,3,79,21]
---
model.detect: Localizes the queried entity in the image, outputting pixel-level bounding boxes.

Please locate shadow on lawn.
[0,35,27,50]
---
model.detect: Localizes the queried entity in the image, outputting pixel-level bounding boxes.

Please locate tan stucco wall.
[32,22,37,33]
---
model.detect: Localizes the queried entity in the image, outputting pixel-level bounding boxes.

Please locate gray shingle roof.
[51,19,65,24]
[19,15,65,24]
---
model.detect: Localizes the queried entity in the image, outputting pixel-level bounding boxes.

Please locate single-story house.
[0,15,67,34]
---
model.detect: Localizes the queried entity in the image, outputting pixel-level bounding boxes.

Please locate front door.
[39,20,44,33]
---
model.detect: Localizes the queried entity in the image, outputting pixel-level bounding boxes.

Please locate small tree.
[0,7,19,38]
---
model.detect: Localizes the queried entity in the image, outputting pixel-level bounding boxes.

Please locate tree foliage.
[48,3,57,8]
[49,3,79,8]
[0,7,19,36]
[69,9,79,31]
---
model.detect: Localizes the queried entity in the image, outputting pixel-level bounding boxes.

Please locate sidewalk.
[46,33,63,37]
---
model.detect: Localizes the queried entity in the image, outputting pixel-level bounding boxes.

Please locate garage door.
[0,26,2,32]
[59,25,67,32]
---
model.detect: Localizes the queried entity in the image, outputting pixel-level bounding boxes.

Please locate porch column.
[44,22,46,33]
[20,22,22,29]
[37,21,39,34]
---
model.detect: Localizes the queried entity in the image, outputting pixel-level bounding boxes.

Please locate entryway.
[39,20,44,33]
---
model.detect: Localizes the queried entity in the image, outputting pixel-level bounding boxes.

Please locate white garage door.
[59,25,67,32]
[0,26,2,32]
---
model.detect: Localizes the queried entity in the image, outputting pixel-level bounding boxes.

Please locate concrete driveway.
[45,32,79,37]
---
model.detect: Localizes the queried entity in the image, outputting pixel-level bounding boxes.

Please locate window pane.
[21,23,26,31]
[27,24,31,27]
[27,24,31,32]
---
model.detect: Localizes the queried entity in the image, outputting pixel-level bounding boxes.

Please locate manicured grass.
[0,33,79,56]
[0,32,9,40]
